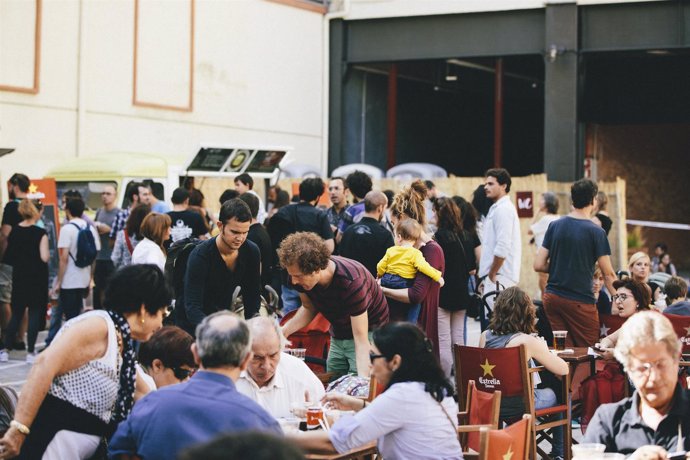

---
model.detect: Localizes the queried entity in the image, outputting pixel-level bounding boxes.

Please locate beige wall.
[0,0,324,196]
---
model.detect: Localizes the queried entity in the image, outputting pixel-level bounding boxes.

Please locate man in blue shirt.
[109,311,281,460]
[664,277,690,316]
[534,178,617,347]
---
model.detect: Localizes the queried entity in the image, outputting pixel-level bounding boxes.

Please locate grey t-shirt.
[95,207,120,260]
[543,216,611,303]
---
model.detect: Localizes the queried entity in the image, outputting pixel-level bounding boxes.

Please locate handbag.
[578,363,626,433]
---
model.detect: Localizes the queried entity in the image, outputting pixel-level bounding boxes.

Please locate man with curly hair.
[279,232,388,378]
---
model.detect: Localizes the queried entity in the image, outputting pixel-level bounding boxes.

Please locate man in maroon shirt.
[279,232,389,378]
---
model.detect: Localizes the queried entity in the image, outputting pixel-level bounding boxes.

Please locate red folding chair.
[598,314,626,339]
[663,313,690,354]
[479,414,532,460]
[454,344,571,460]
[280,310,331,374]
[457,380,502,454]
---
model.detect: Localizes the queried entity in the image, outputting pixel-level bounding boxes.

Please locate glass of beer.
[553,330,567,351]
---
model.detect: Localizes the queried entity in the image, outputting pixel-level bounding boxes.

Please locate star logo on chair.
[480,359,496,377]
[28,183,39,194]
[502,444,514,460]
[600,324,610,337]
[684,325,690,337]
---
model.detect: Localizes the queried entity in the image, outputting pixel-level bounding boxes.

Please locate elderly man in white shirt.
[479,168,521,305]
[237,317,325,419]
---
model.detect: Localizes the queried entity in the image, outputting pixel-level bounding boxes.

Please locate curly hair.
[277,232,330,275]
[390,180,427,227]
[433,197,463,235]
[345,171,373,200]
[487,286,537,335]
[613,278,651,310]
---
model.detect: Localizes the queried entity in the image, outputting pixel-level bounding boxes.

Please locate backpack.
[68,222,98,268]
[164,237,204,299]
[578,362,626,433]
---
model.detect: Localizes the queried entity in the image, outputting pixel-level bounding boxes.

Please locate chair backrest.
[599,314,626,338]
[663,313,690,353]
[454,345,531,407]
[280,310,331,373]
[479,414,532,460]
[465,380,502,452]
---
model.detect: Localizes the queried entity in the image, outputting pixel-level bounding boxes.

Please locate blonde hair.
[18,199,40,220]
[390,180,427,227]
[140,212,172,251]
[614,311,680,369]
[627,251,650,271]
[395,219,422,242]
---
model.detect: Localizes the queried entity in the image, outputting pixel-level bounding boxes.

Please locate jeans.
[534,387,564,457]
[46,288,85,346]
[281,284,301,314]
[6,302,45,353]
[380,274,421,323]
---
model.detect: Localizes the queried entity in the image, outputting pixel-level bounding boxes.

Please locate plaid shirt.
[109,208,130,239]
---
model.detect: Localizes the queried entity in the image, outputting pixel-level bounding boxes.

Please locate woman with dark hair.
[596,278,651,360]
[111,204,151,268]
[479,286,568,459]
[0,265,173,459]
[471,184,492,239]
[135,326,196,397]
[291,322,461,459]
[188,188,213,232]
[380,181,445,357]
[433,197,479,378]
[131,212,172,271]
[0,199,49,364]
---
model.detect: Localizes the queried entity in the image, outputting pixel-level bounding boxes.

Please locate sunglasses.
[369,351,387,364]
[172,367,196,381]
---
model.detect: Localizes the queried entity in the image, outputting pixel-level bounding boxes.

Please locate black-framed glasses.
[369,351,386,364]
[612,294,630,303]
[172,367,196,381]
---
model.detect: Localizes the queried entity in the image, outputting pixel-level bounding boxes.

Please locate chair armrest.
[457,424,494,433]
[528,366,546,373]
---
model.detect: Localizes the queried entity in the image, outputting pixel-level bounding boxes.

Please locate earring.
[141,318,145,324]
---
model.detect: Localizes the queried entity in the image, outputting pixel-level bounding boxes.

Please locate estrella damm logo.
[478,358,501,387]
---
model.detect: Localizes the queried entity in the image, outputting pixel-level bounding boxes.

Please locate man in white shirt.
[236,317,324,418]
[46,198,100,346]
[478,168,521,305]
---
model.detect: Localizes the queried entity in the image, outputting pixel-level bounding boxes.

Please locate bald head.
[246,317,285,387]
[247,317,286,350]
[364,191,388,213]
[195,312,251,369]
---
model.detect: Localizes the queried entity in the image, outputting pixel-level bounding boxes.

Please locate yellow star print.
[28,183,39,194]
[502,444,514,460]
[480,359,496,377]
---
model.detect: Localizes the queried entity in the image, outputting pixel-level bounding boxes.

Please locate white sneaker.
[26,352,37,364]
[0,349,8,362]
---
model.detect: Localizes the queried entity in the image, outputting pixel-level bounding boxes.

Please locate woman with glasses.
[289,322,462,459]
[596,279,651,361]
[583,311,690,457]
[0,265,173,460]
[135,326,196,397]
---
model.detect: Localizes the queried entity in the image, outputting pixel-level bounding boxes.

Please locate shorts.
[0,264,12,304]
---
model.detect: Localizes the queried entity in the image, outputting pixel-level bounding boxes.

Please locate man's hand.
[628,445,668,460]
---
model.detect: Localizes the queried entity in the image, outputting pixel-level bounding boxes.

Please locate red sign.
[516,191,533,218]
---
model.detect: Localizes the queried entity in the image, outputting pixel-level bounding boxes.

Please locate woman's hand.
[321,392,366,412]
[0,426,26,459]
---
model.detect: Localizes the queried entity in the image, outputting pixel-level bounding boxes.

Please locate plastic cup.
[553,330,568,350]
[572,443,606,459]
[278,417,300,435]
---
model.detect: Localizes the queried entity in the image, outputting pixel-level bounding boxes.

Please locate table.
[555,347,596,376]
[305,442,378,460]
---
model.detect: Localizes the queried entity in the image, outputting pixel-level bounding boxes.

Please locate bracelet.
[10,420,30,435]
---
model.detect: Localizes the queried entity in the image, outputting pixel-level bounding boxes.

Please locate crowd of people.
[0,168,687,459]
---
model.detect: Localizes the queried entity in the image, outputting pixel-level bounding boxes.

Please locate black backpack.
[165,237,203,299]
[68,222,98,268]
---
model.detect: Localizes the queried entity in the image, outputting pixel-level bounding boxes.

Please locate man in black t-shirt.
[238,192,272,293]
[339,191,394,278]
[167,188,209,243]
[267,178,333,313]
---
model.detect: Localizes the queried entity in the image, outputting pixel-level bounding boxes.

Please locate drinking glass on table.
[552,330,567,351]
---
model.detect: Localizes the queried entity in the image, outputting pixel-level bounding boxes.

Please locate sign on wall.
[516,191,533,218]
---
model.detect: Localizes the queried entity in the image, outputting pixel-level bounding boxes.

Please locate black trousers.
[93,260,115,310]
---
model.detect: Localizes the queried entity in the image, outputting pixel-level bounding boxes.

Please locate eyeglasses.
[627,357,674,379]
[172,367,196,381]
[612,294,630,303]
[369,351,386,364]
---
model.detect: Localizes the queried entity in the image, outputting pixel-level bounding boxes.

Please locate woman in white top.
[528,192,560,298]
[0,265,173,460]
[131,212,171,271]
[290,323,462,460]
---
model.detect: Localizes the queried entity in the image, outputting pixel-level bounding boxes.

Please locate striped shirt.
[303,256,389,339]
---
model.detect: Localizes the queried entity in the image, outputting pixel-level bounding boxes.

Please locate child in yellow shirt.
[377,219,444,322]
